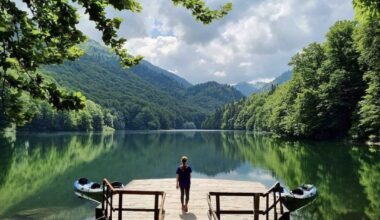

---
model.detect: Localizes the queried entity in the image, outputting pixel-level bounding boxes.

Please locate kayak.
[280,184,317,212]
[73,178,124,203]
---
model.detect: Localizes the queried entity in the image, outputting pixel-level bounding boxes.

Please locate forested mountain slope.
[130,60,192,92]
[36,40,243,130]
[185,82,243,111]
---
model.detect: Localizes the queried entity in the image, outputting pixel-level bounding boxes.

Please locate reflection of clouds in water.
[192,163,278,188]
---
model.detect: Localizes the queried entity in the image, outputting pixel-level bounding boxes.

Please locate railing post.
[273,192,277,220]
[154,194,159,220]
[105,187,109,219]
[118,193,122,220]
[110,191,113,220]
[266,194,269,220]
[102,180,105,213]
[279,192,284,214]
[254,194,260,220]
[216,195,220,220]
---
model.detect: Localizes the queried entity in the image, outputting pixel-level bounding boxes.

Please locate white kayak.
[280,184,317,212]
[74,178,124,203]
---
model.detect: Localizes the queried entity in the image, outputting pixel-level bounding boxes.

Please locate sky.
[77,0,354,84]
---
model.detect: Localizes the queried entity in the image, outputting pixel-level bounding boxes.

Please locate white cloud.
[77,0,355,84]
[249,78,275,84]
[199,59,206,64]
[126,36,179,64]
[213,71,226,77]
[239,62,252,67]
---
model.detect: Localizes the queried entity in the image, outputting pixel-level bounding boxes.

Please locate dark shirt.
[176,165,192,188]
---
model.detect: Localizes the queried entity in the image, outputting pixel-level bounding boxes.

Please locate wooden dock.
[98,178,285,220]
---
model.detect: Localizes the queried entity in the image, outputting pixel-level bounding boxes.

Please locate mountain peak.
[233,70,292,96]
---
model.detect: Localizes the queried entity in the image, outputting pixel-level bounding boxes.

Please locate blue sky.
[77,0,354,84]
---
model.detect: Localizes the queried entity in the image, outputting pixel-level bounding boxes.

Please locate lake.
[0,131,379,220]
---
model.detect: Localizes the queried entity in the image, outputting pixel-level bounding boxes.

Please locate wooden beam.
[118,193,122,220]
[154,194,159,220]
[209,192,263,196]
[216,195,220,219]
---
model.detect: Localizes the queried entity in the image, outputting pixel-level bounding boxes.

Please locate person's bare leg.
[180,187,185,210]
[185,187,190,212]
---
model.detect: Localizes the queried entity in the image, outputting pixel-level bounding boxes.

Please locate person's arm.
[176,174,179,189]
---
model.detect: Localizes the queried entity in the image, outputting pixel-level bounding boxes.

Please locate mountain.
[233,82,265,96]
[234,70,293,96]
[185,81,244,111]
[82,40,192,93]
[41,40,243,129]
[259,70,292,92]
[130,60,193,91]
[233,82,258,96]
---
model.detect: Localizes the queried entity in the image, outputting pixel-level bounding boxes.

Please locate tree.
[283,42,326,137]
[0,0,232,130]
[78,111,93,131]
[0,85,35,129]
[351,17,380,142]
[316,21,365,138]
[134,107,160,130]
[183,121,196,129]
[104,112,115,128]
[353,0,380,20]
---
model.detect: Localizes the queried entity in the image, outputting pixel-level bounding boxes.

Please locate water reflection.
[0,131,379,220]
[217,133,375,220]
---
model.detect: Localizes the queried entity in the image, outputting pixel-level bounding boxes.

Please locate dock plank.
[109,178,281,220]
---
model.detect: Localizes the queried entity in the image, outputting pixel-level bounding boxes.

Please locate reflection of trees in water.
[352,148,380,220]
[0,133,15,186]
[0,132,114,217]
[1,131,379,220]
[12,205,92,220]
[85,131,242,180]
[0,131,242,218]
[217,133,375,220]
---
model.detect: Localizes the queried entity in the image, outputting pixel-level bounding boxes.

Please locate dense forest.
[14,40,243,131]
[203,15,380,143]
[19,100,114,132]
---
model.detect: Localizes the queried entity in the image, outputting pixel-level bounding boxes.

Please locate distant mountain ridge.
[233,70,292,96]
[233,82,264,96]
[259,70,292,93]
[42,40,243,129]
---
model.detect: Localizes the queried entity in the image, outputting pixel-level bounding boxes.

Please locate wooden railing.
[101,179,166,220]
[207,182,284,220]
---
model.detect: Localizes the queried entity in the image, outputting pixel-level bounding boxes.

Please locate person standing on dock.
[176,156,192,212]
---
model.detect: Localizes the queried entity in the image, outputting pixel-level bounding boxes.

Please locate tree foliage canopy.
[0,0,232,129]
[354,0,380,19]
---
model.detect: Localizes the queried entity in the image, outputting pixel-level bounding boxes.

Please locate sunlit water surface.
[0,131,379,220]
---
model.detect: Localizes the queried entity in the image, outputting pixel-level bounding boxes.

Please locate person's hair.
[181,156,188,164]
[181,156,188,170]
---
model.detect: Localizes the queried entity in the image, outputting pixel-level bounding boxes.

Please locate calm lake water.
[0,130,379,220]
